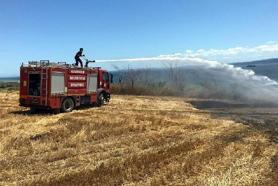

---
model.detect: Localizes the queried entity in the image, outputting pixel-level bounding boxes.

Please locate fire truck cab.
[19,60,111,113]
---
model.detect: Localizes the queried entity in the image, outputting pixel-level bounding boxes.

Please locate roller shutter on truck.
[51,72,65,95]
[87,73,98,93]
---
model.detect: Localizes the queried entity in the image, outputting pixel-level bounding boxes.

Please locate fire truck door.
[102,72,109,89]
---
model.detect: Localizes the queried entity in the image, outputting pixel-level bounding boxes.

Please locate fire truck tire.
[30,107,37,114]
[53,109,61,114]
[61,98,75,112]
[105,93,110,102]
[97,93,105,107]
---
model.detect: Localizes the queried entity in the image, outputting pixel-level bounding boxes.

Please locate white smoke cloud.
[100,54,278,86]
[98,42,278,85]
[98,42,278,103]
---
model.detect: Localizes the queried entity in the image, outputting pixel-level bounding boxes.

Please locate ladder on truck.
[41,68,48,106]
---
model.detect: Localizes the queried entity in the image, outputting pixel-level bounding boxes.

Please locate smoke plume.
[98,50,278,105]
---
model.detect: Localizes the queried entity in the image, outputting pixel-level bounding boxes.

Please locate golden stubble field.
[0,91,277,185]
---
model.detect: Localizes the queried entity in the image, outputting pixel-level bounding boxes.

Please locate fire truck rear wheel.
[30,107,38,114]
[61,98,75,112]
[53,109,61,114]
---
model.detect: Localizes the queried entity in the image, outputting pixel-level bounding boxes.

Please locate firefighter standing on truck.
[75,48,85,67]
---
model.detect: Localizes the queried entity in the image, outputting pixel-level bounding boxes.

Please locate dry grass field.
[0,91,277,185]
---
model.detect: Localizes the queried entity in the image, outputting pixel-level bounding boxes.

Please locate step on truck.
[19,60,111,113]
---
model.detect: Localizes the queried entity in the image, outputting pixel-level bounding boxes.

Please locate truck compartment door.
[51,73,65,95]
[28,73,41,96]
[87,74,98,93]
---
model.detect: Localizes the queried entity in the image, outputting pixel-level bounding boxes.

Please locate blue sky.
[1,0,278,76]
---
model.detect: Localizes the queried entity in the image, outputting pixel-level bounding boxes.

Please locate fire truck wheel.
[53,109,61,114]
[30,107,37,114]
[61,98,75,112]
[97,93,105,107]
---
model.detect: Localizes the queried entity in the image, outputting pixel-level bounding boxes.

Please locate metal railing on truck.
[21,60,72,68]
[21,60,101,70]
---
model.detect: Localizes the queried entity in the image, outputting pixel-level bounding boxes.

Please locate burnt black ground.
[189,99,278,143]
[189,99,278,184]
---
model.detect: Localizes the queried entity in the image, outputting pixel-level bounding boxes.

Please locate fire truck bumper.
[19,97,45,108]
[19,96,61,110]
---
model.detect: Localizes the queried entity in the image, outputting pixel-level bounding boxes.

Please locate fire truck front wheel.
[97,93,105,107]
[61,97,75,112]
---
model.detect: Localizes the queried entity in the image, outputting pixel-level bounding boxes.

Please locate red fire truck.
[19,60,111,113]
